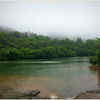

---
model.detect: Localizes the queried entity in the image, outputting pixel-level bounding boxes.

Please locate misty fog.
[0,0,100,39]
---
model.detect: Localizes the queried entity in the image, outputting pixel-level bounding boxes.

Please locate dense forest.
[0,30,97,60]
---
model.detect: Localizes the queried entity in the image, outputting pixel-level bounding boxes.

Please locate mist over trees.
[0,29,97,60]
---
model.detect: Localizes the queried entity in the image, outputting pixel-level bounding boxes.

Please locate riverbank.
[74,89,100,99]
[0,88,59,99]
[0,91,60,99]
[2,89,100,99]
[73,65,100,99]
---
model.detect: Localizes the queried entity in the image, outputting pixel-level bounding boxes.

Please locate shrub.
[89,56,97,65]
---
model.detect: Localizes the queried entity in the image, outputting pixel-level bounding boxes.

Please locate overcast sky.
[0,0,100,38]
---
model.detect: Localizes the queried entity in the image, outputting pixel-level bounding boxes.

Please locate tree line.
[89,38,100,65]
[0,31,97,60]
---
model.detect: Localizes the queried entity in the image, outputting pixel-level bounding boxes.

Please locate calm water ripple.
[0,57,99,98]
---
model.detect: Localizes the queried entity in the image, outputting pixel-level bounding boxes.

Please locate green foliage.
[89,56,97,65]
[89,38,100,65]
[96,49,100,65]
[0,31,97,60]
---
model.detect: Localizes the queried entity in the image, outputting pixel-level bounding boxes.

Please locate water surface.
[0,57,99,98]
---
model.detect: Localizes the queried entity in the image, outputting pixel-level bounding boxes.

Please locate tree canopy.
[89,38,100,65]
[0,31,97,60]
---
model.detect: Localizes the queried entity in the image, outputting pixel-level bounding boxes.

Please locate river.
[0,57,99,98]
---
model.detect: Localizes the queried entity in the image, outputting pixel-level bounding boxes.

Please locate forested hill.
[0,31,97,60]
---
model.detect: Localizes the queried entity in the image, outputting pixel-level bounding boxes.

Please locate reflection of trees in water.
[0,86,20,98]
[97,71,100,87]
[89,68,100,88]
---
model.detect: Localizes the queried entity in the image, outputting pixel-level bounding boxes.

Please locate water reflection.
[97,71,100,88]
[0,57,98,98]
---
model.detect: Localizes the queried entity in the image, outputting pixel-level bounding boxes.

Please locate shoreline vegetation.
[89,40,100,70]
[0,30,97,61]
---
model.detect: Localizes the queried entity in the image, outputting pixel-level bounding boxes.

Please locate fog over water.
[0,0,100,39]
